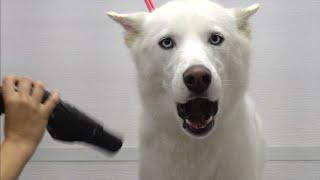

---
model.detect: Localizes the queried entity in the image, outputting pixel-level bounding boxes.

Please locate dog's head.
[108,0,259,138]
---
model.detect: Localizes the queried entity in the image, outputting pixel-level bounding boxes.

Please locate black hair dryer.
[0,87,123,154]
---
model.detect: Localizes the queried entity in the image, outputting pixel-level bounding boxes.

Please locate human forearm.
[0,140,36,180]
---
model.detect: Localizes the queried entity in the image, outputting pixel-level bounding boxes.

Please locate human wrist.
[2,138,38,157]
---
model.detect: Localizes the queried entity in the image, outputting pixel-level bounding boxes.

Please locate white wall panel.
[2,0,320,149]
[264,161,320,180]
[21,162,138,180]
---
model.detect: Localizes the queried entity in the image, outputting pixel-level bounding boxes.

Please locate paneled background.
[1,0,320,179]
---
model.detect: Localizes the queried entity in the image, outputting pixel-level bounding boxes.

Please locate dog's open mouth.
[177,98,219,136]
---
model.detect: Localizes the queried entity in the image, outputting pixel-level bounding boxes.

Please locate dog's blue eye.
[159,37,175,49]
[209,33,224,46]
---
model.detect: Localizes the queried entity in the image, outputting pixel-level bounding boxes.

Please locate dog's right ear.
[107,12,146,34]
[107,12,147,45]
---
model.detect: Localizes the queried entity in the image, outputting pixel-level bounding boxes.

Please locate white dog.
[108,0,265,179]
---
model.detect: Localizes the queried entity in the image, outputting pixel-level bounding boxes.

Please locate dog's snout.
[183,65,212,94]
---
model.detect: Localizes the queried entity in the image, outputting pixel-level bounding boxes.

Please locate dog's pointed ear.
[236,4,260,22]
[107,12,147,34]
[234,4,260,37]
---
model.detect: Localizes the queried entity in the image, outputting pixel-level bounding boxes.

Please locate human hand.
[2,75,60,153]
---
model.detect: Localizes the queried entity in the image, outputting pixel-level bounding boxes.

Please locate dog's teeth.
[186,116,213,129]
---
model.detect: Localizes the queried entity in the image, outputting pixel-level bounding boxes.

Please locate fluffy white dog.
[108,0,265,179]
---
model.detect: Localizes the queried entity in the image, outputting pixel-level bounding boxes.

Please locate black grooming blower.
[0,87,123,154]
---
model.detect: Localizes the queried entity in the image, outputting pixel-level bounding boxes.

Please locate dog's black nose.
[183,65,212,94]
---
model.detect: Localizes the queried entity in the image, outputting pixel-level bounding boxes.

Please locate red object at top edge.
[145,0,156,12]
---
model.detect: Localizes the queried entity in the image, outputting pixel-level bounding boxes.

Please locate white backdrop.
[1,0,320,179]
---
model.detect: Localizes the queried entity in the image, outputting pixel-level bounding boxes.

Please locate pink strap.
[144,0,156,12]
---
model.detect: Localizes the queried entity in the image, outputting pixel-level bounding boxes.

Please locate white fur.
[108,0,265,179]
